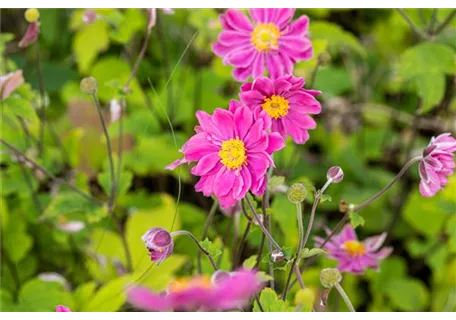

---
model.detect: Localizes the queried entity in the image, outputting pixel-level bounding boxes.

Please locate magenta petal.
[166,158,187,170]
[339,225,357,242]
[195,173,217,197]
[265,54,283,79]
[224,9,254,32]
[128,287,170,311]
[212,109,235,139]
[214,167,236,197]
[233,67,252,81]
[234,106,254,140]
[266,132,285,154]
[274,9,296,29]
[248,8,266,23]
[251,53,265,79]
[228,48,257,68]
[191,153,220,176]
[219,30,250,46]
[284,15,309,36]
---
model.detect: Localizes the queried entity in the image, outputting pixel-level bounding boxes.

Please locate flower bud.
[25,9,40,23]
[320,268,342,288]
[287,183,307,203]
[80,77,98,95]
[141,227,174,264]
[271,249,284,263]
[294,288,315,307]
[326,166,344,183]
[82,9,97,24]
[18,22,39,48]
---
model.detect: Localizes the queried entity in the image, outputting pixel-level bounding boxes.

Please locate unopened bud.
[320,268,342,288]
[80,77,98,94]
[295,288,315,307]
[287,183,307,203]
[25,9,40,23]
[141,227,174,264]
[327,166,344,184]
[271,249,284,262]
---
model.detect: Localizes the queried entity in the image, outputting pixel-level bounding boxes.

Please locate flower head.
[327,166,344,184]
[19,22,40,48]
[418,133,456,197]
[0,70,24,101]
[56,305,71,312]
[127,269,263,311]
[213,9,312,81]
[141,227,174,264]
[314,225,392,274]
[240,75,321,144]
[166,101,285,209]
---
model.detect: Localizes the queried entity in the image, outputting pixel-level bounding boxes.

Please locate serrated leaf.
[253,288,294,312]
[349,212,365,229]
[199,238,222,258]
[299,248,328,259]
[242,255,258,270]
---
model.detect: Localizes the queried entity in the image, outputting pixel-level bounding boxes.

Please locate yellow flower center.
[343,240,366,257]
[251,23,281,52]
[262,95,289,119]
[218,138,248,170]
[168,276,213,293]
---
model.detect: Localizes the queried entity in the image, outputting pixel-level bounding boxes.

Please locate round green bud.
[25,9,40,23]
[294,288,315,307]
[320,268,342,288]
[287,183,307,203]
[80,77,98,94]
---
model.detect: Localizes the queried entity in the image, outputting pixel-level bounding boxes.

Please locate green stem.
[434,9,456,35]
[397,9,430,40]
[334,283,356,312]
[35,41,46,157]
[197,200,218,273]
[172,230,218,271]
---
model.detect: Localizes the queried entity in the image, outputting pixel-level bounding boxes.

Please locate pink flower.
[212,9,312,81]
[127,269,263,311]
[0,70,24,101]
[314,225,392,275]
[419,133,456,197]
[19,22,40,48]
[239,75,321,144]
[56,305,71,312]
[147,8,175,32]
[82,9,97,24]
[56,221,85,233]
[166,102,284,209]
[142,227,174,264]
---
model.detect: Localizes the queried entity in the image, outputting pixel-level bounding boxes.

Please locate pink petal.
[233,106,254,140]
[191,153,220,176]
[224,9,254,32]
[127,287,170,312]
[266,132,285,154]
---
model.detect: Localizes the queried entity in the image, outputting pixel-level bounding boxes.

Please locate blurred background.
[0,8,455,311]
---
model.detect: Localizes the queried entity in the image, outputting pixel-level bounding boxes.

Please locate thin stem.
[0,138,102,205]
[35,41,46,157]
[123,27,151,92]
[334,283,355,312]
[256,231,266,269]
[397,9,430,40]
[434,9,456,35]
[18,160,42,215]
[262,166,274,289]
[308,57,321,89]
[116,100,124,197]
[235,222,251,267]
[354,156,421,212]
[302,192,320,248]
[428,9,438,34]
[118,222,133,272]
[245,197,281,252]
[172,230,218,271]
[197,200,218,273]
[90,93,116,212]
[283,202,305,299]
[2,250,20,301]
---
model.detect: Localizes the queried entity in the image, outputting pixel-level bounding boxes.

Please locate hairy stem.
[172,230,218,271]
[334,283,356,312]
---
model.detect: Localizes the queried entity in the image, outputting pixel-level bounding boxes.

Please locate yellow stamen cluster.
[251,23,281,52]
[343,240,366,257]
[219,138,248,170]
[168,276,213,293]
[25,9,40,23]
[262,95,289,119]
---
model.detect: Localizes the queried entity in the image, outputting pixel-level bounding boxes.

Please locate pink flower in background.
[127,269,263,311]
[19,22,40,48]
[56,220,85,233]
[56,305,71,312]
[166,102,284,208]
[240,75,321,144]
[419,133,456,197]
[212,9,312,81]
[0,70,24,101]
[147,8,175,32]
[142,227,174,264]
[82,9,97,24]
[314,225,392,274]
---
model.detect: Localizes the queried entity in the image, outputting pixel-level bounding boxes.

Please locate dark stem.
[434,9,456,35]
[197,200,218,273]
[91,93,117,212]
[397,9,430,40]
[116,100,124,197]
[118,222,133,272]
[172,230,218,271]
[35,41,46,157]
[262,167,275,288]
[123,27,151,92]
[18,160,42,215]
[235,221,251,268]
[0,138,102,205]
[428,9,438,34]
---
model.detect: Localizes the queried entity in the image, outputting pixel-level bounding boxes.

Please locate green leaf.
[398,43,456,113]
[97,161,133,199]
[310,21,366,57]
[313,66,353,97]
[349,212,365,229]
[299,248,328,259]
[2,95,39,123]
[2,217,33,263]
[82,275,131,312]
[242,255,258,270]
[18,278,73,311]
[253,288,294,312]
[384,278,429,311]
[42,192,98,220]
[72,20,110,73]
[320,194,332,203]
[199,238,222,258]
[109,9,145,44]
